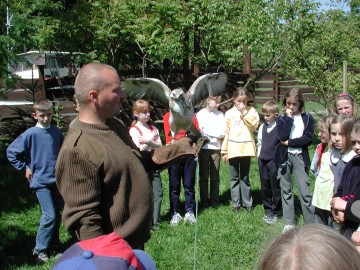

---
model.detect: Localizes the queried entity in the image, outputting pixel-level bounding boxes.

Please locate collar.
[36,122,51,129]
[343,150,357,162]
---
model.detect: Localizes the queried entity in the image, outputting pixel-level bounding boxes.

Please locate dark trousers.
[198,149,221,207]
[168,157,196,214]
[229,157,252,208]
[148,172,163,225]
[258,159,282,217]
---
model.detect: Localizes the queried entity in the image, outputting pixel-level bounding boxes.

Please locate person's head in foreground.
[52,232,156,270]
[257,224,360,270]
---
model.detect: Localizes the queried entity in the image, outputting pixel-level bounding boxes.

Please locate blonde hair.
[262,100,279,114]
[352,118,360,136]
[318,114,336,144]
[74,63,117,104]
[33,99,53,113]
[331,114,354,154]
[334,93,358,118]
[257,224,360,270]
[282,88,305,113]
[131,99,151,126]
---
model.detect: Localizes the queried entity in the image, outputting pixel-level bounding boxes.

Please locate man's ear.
[31,112,37,120]
[88,90,98,103]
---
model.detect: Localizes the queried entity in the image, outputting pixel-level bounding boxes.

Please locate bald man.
[56,63,153,249]
[56,63,206,249]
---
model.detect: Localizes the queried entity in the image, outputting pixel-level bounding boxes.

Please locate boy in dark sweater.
[7,99,64,263]
[257,100,282,224]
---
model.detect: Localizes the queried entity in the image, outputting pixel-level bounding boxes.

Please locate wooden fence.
[0,68,318,124]
[252,69,317,104]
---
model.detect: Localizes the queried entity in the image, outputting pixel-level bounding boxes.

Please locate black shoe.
[245,206,253,212]
[232,206,241,212]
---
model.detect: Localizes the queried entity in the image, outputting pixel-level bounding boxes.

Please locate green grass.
[0,146,316,270]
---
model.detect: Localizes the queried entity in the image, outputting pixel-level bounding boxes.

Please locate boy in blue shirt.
[257,100,282,224]
[7,99,64,263]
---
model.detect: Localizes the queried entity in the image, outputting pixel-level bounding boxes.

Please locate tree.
[280,7,360,110]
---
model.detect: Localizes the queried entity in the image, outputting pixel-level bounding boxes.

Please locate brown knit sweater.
[56,118,153,248]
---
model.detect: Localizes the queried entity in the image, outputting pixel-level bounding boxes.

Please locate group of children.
[128,87,360,248]
[5,87,359,264]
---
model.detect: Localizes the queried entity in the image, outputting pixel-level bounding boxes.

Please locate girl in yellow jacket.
[221,87,260,211]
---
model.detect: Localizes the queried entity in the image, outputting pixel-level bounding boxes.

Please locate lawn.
[0,102,322,270]
[0,151,315,270]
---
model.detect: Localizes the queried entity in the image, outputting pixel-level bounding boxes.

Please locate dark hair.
[282,88,305,113]
[232,87,250,99]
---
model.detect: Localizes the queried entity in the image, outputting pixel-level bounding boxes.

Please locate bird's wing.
[122,78,171,107]
[187,72,239,105]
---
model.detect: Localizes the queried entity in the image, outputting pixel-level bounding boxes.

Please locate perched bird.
[122,73,238,138]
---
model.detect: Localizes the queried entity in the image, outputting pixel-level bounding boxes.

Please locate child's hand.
[236,102,247,114]
[222,154,228,163]
[351,231,360,246]
[25,168,32,182]
[286,108,293,118]
[280,140,288,146]
[332,209,345,224]
[331,197,348,212]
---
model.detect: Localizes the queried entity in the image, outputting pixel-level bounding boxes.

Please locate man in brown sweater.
[56,63,154,249]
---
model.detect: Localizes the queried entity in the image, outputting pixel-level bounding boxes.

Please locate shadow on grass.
[0,165,38,213]
[0,224,37,268]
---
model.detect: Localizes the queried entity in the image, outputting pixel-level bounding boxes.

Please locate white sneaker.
[170,212,183,226]
[282,224,296,233]
[184,212,197,224]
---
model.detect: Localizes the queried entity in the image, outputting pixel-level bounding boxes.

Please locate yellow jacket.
[221,106,259,159]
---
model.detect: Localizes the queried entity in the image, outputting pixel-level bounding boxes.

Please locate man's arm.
[56,134,105,240]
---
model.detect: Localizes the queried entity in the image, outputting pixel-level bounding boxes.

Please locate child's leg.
[278,160,295,225]
[183,157,196,214]
[209,150,221,206]
[229,158,241,209]
[51,185,63,245]
[258,159,273,216]
[268,160,282,217]
[149,172,163,226]
[169,163,182,214]
[198,149,210,207]
[239,157,252,208]
[291,154,314,224]
[34,186,58,252]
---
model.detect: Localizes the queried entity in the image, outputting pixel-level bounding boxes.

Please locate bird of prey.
[122,72,238,138]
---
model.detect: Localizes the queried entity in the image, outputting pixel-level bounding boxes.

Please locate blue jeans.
[34,185,63,252]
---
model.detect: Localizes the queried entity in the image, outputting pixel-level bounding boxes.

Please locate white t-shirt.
[129,123,161,151]
[288,114,304,154]
[196,108,225,150]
